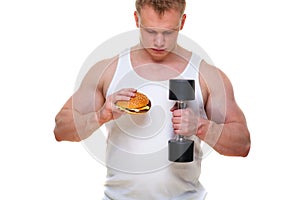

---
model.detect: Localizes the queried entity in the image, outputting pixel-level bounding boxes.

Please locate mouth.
[151,48,166,53]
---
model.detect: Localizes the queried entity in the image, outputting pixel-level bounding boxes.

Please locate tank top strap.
[106,48,131,97]
[181,52,207,119]
[181,52,203,79]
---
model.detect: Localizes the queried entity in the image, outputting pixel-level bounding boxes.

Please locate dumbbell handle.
[176,101,187,109]
[175,101,187,141]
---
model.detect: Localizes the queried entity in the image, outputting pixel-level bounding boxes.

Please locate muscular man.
[54,1,250,199]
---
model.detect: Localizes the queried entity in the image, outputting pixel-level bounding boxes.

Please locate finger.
[118,88,137,97]
[173,123,181,130]
[173,129,183,135]
[113,95,131,103]
[113,107,126,114]
[172,109,183,117]
[170,103,178,112]
[172,117,182,124]
[111,88,136,104]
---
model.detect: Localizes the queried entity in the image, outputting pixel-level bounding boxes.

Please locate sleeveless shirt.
[104,48,207,200]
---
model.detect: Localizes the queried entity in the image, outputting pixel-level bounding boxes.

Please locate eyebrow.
[137,13,182,31]
[139,23,181,31]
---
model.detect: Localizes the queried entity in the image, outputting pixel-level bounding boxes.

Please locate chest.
[130,52,190,81]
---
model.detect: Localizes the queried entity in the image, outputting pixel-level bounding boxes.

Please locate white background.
[1,0,299,199]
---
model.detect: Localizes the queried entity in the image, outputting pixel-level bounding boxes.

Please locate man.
[54,0,251,199]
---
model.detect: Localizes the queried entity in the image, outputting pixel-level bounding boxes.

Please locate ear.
[134,11,139,28]
[179,14,186,30]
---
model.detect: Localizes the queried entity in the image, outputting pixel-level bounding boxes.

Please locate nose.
[154,33,165,48]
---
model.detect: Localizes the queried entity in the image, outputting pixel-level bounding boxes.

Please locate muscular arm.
[172,61,250,156]
[53,58,136,142]
[54,97,101,142]
[197,61,251,156]
[53,60,108,142]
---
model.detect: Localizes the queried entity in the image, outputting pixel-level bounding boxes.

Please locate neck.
[135,43,186,63]
[130,44,192,77]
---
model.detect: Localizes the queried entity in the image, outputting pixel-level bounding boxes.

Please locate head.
[134,0,187,61]
[135,0,186,16]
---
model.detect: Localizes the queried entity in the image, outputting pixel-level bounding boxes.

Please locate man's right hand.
[98,88,137,124]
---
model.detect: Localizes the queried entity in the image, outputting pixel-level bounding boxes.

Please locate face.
[134,5,186,61]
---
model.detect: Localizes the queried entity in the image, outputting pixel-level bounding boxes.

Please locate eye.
[163,30,174,35]
[146,29,157,35]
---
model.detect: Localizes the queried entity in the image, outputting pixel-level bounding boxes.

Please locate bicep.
[72,82,104,115]
[70,56,117,114]
[203,66,246,125]
[220,72,247,125]
[72,63,108,114]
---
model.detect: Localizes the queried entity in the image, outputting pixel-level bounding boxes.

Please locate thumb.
[170,103,178,112]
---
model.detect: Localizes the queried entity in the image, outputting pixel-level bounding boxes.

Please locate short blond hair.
[135,0,186,16]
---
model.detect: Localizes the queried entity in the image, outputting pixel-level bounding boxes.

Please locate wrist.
[197,119,224,146]
[196,117,210,140]
[97,108,109,126]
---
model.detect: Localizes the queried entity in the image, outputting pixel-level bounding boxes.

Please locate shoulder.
[199,59,232,87]
[199,60,234,104]
[79,55,119,96]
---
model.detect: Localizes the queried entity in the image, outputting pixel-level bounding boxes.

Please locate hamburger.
[116,92,151,114]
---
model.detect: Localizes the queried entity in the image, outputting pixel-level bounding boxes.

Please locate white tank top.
[104,48,207,200]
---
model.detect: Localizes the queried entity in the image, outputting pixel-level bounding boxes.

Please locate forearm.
[54,108,102,142]
[197,119,251,157]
